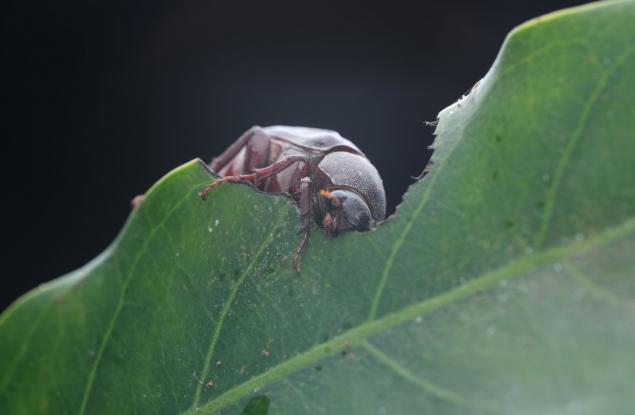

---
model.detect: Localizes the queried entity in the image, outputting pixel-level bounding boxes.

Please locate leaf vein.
[77,184,202,415]
[185,216,635,415]
[361,341,505,413]
[564,260,633,309]
[367,141,463,320]
[533,44,635,248]
[0,302,51,394]
[189,212,285,409]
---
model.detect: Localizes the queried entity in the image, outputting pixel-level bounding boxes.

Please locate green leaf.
[2,1,635,413]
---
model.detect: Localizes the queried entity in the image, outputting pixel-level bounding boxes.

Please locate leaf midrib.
[184,216,635,415]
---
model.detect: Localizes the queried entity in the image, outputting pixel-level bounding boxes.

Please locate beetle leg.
[293,177,312,273]
[210,126,266,172]
[199,155,306,199]
[249,155,306,186]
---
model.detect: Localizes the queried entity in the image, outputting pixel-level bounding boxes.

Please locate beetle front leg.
[199,155,306,200]
[293,177,312,273]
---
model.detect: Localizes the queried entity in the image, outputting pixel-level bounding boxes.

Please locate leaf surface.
[2,1,635,414]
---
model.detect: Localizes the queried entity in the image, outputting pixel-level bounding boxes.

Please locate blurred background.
[2,0,586,309]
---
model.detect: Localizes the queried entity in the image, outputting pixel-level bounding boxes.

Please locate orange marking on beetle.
[319,189,341,207]
[319,189,333,198]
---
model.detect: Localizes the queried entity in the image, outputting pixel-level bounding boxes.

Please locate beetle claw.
[292,228,310,274]
[199,181,220,200]
[292,255,301,273]
[199,187,212,200]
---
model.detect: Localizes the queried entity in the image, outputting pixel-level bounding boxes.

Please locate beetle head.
[320,189,372,236]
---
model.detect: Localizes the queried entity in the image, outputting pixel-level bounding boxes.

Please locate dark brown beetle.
[200,125,386,271]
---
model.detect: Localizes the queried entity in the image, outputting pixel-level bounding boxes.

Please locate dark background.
[2,0,585,309]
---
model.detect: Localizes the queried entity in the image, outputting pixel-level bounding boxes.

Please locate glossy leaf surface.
[2,1,635,413]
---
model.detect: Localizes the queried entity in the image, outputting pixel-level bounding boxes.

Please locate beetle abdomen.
[318,152,386,222]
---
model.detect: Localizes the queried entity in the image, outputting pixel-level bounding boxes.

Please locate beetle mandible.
[200,125,386,272]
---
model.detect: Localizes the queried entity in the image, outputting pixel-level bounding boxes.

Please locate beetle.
[199,125,386,271]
